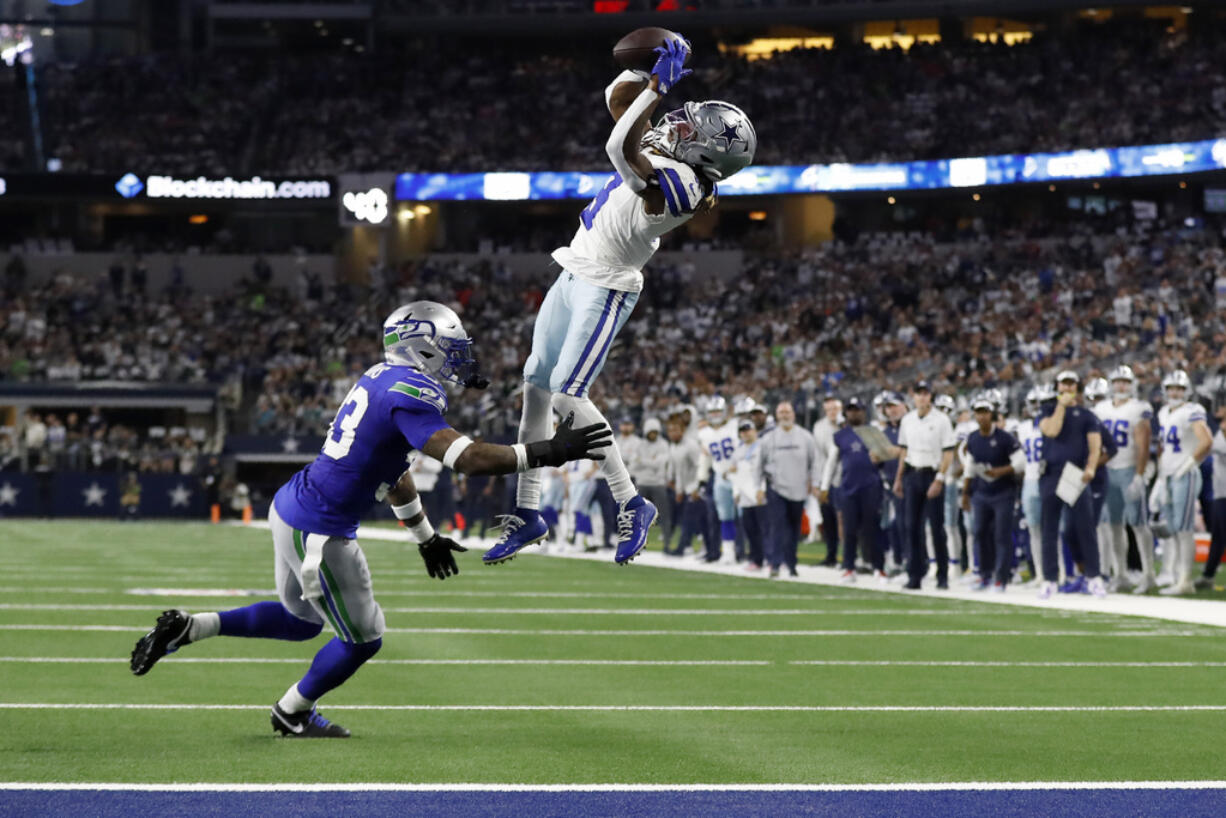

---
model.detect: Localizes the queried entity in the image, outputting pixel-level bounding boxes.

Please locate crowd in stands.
[4,217,1225,453]
[25,18,1226,175]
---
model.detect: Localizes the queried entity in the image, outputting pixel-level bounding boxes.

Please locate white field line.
[0,624,1210,637]
[3,781,1226,792]
[2,703,1224,713]
[0,657,771,666]
[0,603,1010,616]
[118,589,959,602]
[3,657,1225,669]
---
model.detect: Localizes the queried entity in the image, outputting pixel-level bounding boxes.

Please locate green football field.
[1,519,1225,785]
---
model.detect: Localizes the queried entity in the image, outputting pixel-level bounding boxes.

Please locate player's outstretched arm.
[605,37,690,195]
[419,413,612,477]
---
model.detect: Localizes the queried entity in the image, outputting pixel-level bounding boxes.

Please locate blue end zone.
[4,789,1226,818]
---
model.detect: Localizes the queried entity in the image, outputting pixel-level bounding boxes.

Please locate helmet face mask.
[1161,370,1192,407]
[1109,365,1136,399]
[649,101,756,182]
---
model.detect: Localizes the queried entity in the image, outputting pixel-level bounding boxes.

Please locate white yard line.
[0,624,1209,636]
[0,703,1223,713]
[0,603,1012,616]
[0,657,772,666]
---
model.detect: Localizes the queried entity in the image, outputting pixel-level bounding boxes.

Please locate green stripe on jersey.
[389,383,421,398]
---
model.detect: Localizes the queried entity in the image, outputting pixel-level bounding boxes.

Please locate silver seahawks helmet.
[1162,369,1192,406]
[1108,364,1137,398]
[644,100,757,181]
[1085,377,1109,404]
[382,301,484,387]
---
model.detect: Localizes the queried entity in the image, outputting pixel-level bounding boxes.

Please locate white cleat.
[1037,581,1058,600]
[874,570,890,587]
[1132,577,1157,595]
[1087,576,1107,598]
[1159,581,1196,596]
[839,570,856,585]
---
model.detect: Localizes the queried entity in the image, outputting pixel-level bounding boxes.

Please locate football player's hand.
[419,534,467,580]
[893,480,904,498]
[525,412,612,468]
[651,37,692,94]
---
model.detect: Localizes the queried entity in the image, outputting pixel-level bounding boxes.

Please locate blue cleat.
[1058,575,1087,594]
[614,496,657,565]
[483,509,548,565]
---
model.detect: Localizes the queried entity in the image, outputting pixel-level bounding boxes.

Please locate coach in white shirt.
[892,380,957,589]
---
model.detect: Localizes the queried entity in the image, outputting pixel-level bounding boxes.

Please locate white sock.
[1134,526,1154,580]
[277,682,315,715]
[188,612,220,642]
[553,393,636,503]
[514,382,554,510]
[1096,524,1114,579]
[1179,531,1197,585]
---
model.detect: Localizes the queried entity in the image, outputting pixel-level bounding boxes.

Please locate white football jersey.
[552,153,707,293]
[1016,417,1045,481]
[954,419,978,445]
[697,419,740,481]
[1096,397,1153,470]
[1157,402,1208,476]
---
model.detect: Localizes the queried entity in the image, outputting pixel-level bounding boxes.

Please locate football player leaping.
[484,35,757,566]
[129,303,610,737]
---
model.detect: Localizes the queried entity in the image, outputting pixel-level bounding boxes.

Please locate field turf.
[1,519,1225,787]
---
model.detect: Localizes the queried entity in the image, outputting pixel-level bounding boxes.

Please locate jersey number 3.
[580,174,623,230]
[323,385,370,460]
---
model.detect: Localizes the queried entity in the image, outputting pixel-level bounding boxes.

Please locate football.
[612,26,688,72]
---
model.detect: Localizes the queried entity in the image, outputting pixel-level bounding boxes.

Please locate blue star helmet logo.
[714,121,743,150]
[115,173,144,199]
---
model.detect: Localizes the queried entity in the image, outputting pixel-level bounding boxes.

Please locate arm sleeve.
[604,86,659,194]
[391,407,452,452]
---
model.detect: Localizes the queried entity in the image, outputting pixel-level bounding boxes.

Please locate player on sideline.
[483,34,757,566]
[129,302,610,737]
[697,396,742,563]
[1152,370,1213,595]
[1093,366,1155,592]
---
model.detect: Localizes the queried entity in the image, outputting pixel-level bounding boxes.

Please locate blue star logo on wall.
[713,122,743,150]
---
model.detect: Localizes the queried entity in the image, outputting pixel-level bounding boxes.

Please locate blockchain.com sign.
[114,173,332,201]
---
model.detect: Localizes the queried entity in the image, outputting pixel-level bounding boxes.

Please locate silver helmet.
[646,100,757,181]
[1085,377,1109,404]
[382,301,483,387]
[706,395,728,425]
[1024,387,1041,416]
[934,394,956,416]
[1162,369,1192,406]
[1108,364,1136,398]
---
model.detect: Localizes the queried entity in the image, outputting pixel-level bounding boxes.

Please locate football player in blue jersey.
[129,301,611,737]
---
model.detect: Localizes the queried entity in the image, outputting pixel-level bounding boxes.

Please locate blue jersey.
[966,427,1020,499]
[1039,403,1099,474]
[879,423,901,481]
[274,364,452,538]
[833,426,880,493]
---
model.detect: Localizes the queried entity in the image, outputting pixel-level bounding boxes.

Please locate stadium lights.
[887,196,896,205]
[413,204,431,216]
[972,193,981,201]
[748,211,767,221]
[188,214,208,225]
[398,209,415,222]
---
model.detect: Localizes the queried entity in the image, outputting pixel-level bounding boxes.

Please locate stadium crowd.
[27,18,1226,175]
[4,219,1226,436]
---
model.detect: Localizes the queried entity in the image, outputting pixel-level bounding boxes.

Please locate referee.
[892,380,957,589]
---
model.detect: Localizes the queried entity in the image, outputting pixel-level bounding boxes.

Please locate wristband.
[392,497,423,520]
[408,517,436,544]
[512,443,529,473]
[442,435,474,470]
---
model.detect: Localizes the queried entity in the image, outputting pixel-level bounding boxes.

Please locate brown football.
[612,27,688,72]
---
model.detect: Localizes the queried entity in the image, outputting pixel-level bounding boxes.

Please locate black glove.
[418,534,467,580]
[462,372,490,390]
[525,412,612,468]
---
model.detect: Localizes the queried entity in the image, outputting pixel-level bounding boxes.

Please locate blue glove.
[651,37,692,95]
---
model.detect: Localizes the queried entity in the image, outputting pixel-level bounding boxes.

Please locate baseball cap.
[1056,370,1080,383]
[737,419,754,431]
[914,380,932,392]
[971,394,995,411]
[845,396,866,410]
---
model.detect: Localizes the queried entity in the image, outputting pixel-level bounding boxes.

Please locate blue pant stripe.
[573,292,625,396]
[562,289,617,395]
